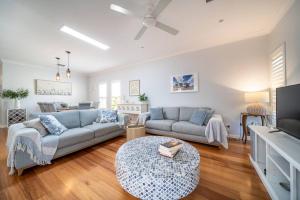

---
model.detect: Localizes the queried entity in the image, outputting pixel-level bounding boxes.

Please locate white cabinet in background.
[117,103,148,124]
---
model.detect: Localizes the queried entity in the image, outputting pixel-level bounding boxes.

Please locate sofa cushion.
[32,110,81,129]
[190,110,207,125]
[172,121,206,137]
[85,123,121,137]
[163,107,179,121]
[57,127,94,148]
[98,110,118,123]
[40,115,67,135]
[150,108,164,120]
[179,107,198,121]
[204,109,215,125]
[52,111,81,129]
[23,118,48,137]
[145,120,175,131]
[179,107,212,121]
[79,109,99,127]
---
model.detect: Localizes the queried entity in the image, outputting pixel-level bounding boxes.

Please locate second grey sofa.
[144,107,221,146]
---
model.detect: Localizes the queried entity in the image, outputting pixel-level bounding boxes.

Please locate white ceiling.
[0,0,294,73]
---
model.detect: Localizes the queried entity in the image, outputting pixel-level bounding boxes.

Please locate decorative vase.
[15,99,21,109]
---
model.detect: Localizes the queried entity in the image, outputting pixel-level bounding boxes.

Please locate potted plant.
[138,93,148,103]
[0,88,29,108]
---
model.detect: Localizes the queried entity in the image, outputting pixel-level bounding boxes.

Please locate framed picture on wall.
[170,73,198,93]
[35,79,72,95]
[129,80,140,96]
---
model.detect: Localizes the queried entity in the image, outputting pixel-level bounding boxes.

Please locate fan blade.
[152,0,172,18]
[155,21,178,35]
[134,26,147,40]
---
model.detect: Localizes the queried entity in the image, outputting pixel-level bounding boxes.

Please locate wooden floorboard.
[0,128,270,200]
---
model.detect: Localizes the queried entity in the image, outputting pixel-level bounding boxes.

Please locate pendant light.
[55,57,61,81]
[66,50,71,79]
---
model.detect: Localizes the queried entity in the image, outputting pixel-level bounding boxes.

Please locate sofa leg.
[17,169,24,176]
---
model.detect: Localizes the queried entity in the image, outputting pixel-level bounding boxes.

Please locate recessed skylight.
[60,26,110,50]
[110,4,130,15]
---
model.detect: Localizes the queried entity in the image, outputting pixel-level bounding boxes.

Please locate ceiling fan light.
[110,4,130,15]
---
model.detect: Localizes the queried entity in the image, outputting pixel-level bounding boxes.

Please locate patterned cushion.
[97,110,118,123]
[189,110,207,125]
[39,115,67,135]
[23,118,48,137]
[150,108,164,120]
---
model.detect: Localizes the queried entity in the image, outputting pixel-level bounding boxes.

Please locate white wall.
[89,36,270,136]
[0,60,88,126]
[269,0,300,85]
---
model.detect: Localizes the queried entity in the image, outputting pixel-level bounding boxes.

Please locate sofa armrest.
[7,123,27,148]
[118,113,129,127]
[138,112,150,125]
[209,114,223,122]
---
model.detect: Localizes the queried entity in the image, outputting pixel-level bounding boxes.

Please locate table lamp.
[244,91,270,115]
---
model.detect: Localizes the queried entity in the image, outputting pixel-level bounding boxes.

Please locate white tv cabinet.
[249,126,300,200]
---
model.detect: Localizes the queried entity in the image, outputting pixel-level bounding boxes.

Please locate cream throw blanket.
[6,123,59,175]
[205,114,228,149]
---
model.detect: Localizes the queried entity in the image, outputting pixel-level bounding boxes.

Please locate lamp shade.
[244,91,269,103]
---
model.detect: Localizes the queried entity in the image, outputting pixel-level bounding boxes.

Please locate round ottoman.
[115,136,200,200]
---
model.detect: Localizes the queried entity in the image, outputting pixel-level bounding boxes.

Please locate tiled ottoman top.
[115,136,200,200]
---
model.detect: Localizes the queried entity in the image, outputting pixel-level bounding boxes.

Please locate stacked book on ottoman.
[159,140,183,158]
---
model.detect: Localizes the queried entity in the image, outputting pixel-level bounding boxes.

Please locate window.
[99,82,107,108]
[271,44,286,125]
[111,81,121,110]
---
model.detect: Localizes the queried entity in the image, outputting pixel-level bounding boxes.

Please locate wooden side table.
[241,112,266,144]
[126,125,146,141]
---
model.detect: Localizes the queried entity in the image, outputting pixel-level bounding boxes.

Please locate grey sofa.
[144,107,221,146]
[10,109,128,175]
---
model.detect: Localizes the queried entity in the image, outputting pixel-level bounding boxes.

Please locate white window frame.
[99,82,107,109]
[111,80,121,110]
[270,43,286,125]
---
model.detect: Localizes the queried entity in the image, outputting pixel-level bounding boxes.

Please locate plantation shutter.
[271,44,286,125]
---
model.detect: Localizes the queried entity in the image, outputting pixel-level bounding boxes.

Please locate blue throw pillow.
[203,109,215,125]
[190,110,207,126]
[39,115,67,135]
[150,108,164,120]
[99,110,118,123]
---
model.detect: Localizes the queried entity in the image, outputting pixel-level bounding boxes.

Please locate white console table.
[249,126,300,200]
[117,103,148,124]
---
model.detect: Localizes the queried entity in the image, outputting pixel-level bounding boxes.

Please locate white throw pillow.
[23,118,48,137]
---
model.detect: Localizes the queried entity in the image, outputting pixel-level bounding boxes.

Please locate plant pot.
[15,99,21,109]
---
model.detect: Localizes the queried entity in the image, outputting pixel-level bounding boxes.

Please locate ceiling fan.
[110,0,179,40]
